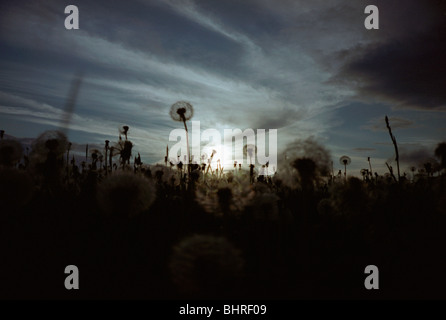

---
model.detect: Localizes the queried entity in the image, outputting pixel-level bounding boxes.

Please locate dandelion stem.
[385,116,400,181]
[368,157,373,180]
[182,118,191,174]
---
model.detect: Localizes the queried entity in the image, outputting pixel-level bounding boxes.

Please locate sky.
[0,0,445,175]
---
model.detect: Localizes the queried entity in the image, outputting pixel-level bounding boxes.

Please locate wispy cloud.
[363,116,415,132]
[352,147,376,152]
[0,0,444,170]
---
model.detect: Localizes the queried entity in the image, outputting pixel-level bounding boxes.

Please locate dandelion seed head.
[90,149,102,158]
[292,157,317,181]
[339,155,351,166]
[30,130,68,161]
[196,174,254,216]
[247,184,280,221]
[0,139,23,167]
[275,137,332,188]
[170,101,194,121]
[169,234,244,295]
[151,164,180,186]
[113,139,133,164]
[97,172,156,218]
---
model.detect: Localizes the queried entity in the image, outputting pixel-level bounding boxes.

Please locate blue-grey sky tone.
[1,0,445,175]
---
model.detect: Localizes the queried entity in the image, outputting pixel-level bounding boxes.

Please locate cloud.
[374,142,392,146]
[156,0,259,50]
[352,147,375,152]
[363,116,415,132]
[1,0,444,167]
[332,0,446,111]
[399,147,435,166]
[0,91,169,160]
[0,0,342,137]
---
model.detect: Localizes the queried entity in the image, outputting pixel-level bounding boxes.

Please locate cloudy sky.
[0,0,445,174]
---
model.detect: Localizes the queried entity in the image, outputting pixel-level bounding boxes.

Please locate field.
[1,127,445,299]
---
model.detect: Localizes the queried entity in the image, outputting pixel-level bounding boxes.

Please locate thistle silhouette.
[120,125,130,140]
[170,101,194,171]
[368,156,373,180]
[339,155,351,179]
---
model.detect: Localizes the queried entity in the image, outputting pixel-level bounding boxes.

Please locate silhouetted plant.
[206,149,217,174]
[0,139,23,167]
[134,153,142,170]
[108,146,114,171]
[367,157,373,179]
[3,115,446,300]
[385,162,397,182]
[385,116,401,181]
[339,155,351,179]
[329,177,369,217]
[410,166,417,181]
[105,140,110,174]
[90,149,102,171]
[360,168,369,181]
[292,157,317,190]
[120,125,130,140]
[435,142,446,173]
[423,162,433,177]
[113,129,133,168]
[96,171,156,218]
[170,101,194,168]
[66,142,72,167]
[169,234,244,297]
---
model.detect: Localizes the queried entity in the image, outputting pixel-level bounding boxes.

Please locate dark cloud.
[1,0,445,165]
[332,0,446,111]
[399,147,435,166]
[251,108,306,130]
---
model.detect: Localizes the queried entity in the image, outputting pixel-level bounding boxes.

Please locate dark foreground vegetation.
[1,125,446,300]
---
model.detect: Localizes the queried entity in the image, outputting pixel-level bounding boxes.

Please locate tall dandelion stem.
[385,116,400,181]
[339,156,351,181]
[169,101,194,175]
[182,116,191,173]
[368,157,373,180]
